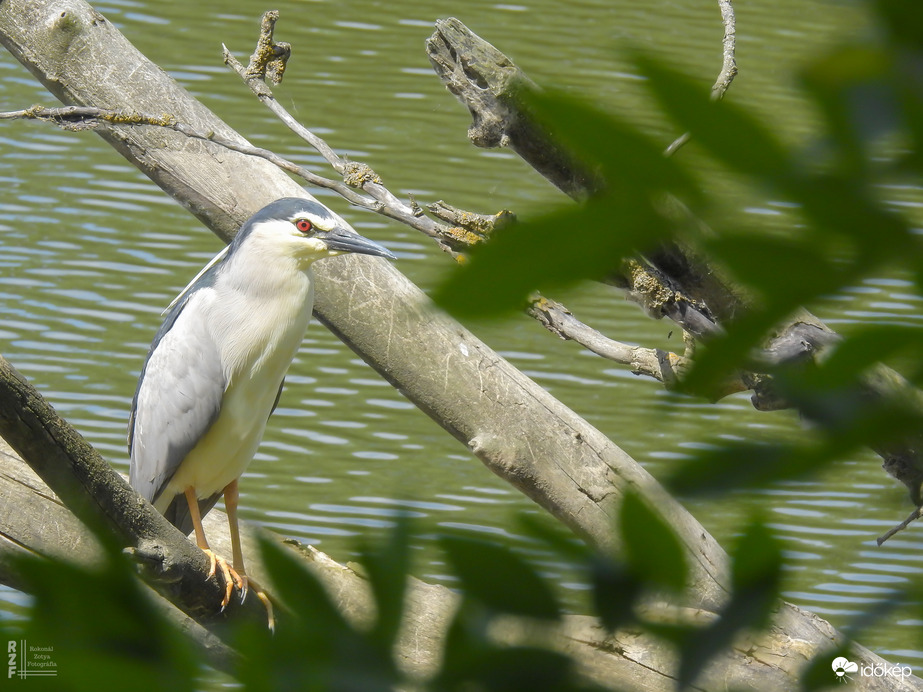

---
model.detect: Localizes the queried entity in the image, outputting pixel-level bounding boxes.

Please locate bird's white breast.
[158,260,315,503]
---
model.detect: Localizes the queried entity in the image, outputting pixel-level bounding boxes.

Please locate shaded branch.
[0,355,271,629]
[528,296,693,388]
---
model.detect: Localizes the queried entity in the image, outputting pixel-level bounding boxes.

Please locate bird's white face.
[246,209,394,268]
[258,211,342,265]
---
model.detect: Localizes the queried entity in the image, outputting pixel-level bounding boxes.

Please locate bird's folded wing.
[128,288,226,506]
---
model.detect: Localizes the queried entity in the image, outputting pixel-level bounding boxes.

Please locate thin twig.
[222,12,467,252]
[877,505,923,546]
[664,0,737,157]
[0,104,468,250]
[712,0,739,100]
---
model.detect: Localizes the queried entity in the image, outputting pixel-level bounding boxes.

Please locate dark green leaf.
[799,646,856,691]
[358,518,410,651]
[517,513,592,563]
[874,0,923,47]
[235,537,399,692]
[796,325,923,388]
[590,556,642,631]
[521,88,703,201]
[668,441,828,496]
[619,490,688,594]
[799,45,893,179]
[256,536,348,629]
[439,535,561,620]
[676,519,783,689]
[4,551,197,692]
[434,195,672,316]
[434,600,587,692]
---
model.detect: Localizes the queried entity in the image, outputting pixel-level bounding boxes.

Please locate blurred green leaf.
[0,551,197,692]
[590,556,641,631]
[358,517,410,653]
[233,537,399,692]
[520,88,703,201]
[706,234,844,303]
[619,490,688,594]
[799,325,923,387]
[434,193,672,317]
[799,645,856,691]
[668,441,809,496]
[675,519,783,689]
[634,52,794,183]
[443,645,581,692]
[799,45,893,178]
[874,0,923,47]
[434,599,590,692]
[517,514,592,564]
[439,535,562,620]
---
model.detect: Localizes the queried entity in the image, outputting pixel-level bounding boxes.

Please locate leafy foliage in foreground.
[0,492,781,691]
[438,0,923,497]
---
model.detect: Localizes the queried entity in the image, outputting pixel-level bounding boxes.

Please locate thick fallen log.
[3,434,915,691]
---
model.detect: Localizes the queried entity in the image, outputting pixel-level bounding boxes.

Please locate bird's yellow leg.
[224,479,275,630]
[184,486,237,610]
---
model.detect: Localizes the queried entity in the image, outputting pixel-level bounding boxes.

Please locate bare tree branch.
[528,296,692,387]
[664,0,738,156]
[877,505,923,546]
[221,11,488,256]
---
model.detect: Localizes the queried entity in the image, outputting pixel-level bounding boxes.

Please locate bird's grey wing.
[128,287,225,508]
[158,376,284,536]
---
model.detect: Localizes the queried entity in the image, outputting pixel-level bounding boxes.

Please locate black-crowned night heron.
[128,197,395,625]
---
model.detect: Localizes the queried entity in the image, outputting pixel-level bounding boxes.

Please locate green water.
[3,0,923,672]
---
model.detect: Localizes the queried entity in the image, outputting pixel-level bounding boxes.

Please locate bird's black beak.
[321,227,396,260]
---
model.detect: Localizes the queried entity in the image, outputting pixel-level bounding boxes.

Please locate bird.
[128,197,396,625]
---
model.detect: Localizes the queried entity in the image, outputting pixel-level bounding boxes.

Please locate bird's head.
[231,197,396,266]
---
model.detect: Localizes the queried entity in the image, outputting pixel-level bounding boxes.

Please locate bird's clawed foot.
[203,548,243,610]
[201,549,274,630]
[239,573,275,631]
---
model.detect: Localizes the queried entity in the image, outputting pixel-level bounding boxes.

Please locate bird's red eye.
[295,219,313,233]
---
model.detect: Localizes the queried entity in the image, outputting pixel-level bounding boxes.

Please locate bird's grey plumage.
[128,197,395,537]
[128,258,227,532]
